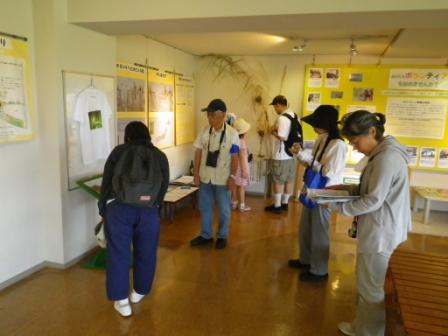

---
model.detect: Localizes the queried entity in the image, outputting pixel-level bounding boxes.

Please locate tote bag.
[299,138,331,209]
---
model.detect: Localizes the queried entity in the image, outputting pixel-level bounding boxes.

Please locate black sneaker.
[288,259,310,269]
[281,203,289,211]
[215,238,227,249]
[190,236,213,246]
[299,271,328,283]
[264,204,282,214]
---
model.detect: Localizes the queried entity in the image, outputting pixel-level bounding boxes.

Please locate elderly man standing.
[190,99,240,249]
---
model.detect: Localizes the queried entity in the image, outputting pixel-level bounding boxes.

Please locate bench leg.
[423,199,431,225]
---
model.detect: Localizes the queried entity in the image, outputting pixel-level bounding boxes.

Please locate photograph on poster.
[307,92,321,111]
[331,91,343,99]
[406,146,418,167]
[148,82,174,112]
[419,147,436,167]
[325,68,340,88]
[117,77,145,112]
[148,112,175,148]
[117,118,146,145]
[438,148,448,168]
[353,88,374,102]
[308,68,323,87]
[349,73,363,82]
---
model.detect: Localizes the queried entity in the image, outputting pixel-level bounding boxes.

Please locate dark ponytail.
[341,110,386,141]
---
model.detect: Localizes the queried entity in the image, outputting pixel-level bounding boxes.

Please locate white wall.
[196,54,448,208]
[0,0,49,285]
[33,0,117,264]
[116,35,197,180]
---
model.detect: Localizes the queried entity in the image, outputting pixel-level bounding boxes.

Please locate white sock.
[274,193,282,207]
[282,194,291,204]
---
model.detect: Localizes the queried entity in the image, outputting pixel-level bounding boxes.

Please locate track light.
[292,40,306,53]
[350,39,358,56]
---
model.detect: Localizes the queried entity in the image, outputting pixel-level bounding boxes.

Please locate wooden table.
[386,249,448,335]
[413,187,448,224]
[163,185,198,223]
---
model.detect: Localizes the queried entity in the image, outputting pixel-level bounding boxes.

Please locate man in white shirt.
[191,99,240,249]
[265,95,301,214]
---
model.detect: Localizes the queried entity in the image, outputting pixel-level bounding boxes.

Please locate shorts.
[271,159,296,184]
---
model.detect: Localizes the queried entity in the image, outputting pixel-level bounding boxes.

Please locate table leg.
[412,191,419,213]
[170,203,174,223]
[423,199,431,225]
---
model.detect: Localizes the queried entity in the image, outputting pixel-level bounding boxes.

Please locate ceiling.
[76,10,448,58]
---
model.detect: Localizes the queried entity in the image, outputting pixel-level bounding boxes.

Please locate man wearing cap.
[265,95,302,214]
[190,99,240,249]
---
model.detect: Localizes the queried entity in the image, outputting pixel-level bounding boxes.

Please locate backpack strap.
[310,136,331,171]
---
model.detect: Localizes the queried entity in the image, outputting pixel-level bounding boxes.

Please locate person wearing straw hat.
[231,118,252,212]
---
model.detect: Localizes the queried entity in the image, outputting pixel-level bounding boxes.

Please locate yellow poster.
[0,34,35,143]
[302,64,448,172]
[148,69,175,148]
[116,62,146,144]
[175,75,195,145]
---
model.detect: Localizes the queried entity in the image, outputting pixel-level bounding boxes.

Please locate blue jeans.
[105,201,160,301]
[198,183,231,239]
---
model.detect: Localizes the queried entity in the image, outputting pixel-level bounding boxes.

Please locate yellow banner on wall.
[116,62,147,144]
[175,75,195,145]
[0,34,35,143]
[147,69,175,149]
[302,64,448,172]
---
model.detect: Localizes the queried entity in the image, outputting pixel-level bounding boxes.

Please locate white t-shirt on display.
[73,88,112,165]
[271,107,296,161]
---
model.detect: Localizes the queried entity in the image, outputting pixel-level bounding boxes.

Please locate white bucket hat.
[233,118,251,135]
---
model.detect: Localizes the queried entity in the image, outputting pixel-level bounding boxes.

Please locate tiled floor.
[0,197,447,336]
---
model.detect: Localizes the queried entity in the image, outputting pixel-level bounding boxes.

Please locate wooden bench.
[412,187,448,225]
[386,249,448,335]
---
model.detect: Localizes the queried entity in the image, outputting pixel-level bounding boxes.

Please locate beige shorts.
[271,159,296,184]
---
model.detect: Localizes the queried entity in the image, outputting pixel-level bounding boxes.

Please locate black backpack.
[112,144,162,207]
[282,113,303,157]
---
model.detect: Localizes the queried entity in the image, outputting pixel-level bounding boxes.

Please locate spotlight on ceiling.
[292,40,306,53]
[350,39,358,56]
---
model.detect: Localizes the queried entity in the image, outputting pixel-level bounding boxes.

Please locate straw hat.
[233,118,251,135]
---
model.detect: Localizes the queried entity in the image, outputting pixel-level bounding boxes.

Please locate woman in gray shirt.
[330,110,411,336]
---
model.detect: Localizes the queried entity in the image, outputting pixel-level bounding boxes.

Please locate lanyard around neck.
[208,123,226,152]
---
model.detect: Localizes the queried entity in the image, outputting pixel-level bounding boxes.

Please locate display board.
[175,75,195,145]
[147,68,175,149]
[63,71,115,190]
[116,62,147,144]
[0,33,35,143]
[302,65,448,172]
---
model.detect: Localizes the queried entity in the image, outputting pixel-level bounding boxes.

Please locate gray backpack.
[112,144,162,207]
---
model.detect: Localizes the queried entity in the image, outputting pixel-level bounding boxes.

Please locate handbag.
[94,220,107,248]
[299,138,331,209]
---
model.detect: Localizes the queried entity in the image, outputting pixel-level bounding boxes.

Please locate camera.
[206,150,220,168]
[348,219,357,238]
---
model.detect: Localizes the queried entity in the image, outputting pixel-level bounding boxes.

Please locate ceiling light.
[292,40,306,53]
[350,39,358,56]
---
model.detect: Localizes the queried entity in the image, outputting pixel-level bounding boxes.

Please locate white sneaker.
[130,289,145,304]
[114,298,132,317]
[231,200,238,210]
[239,204,252,212]
[338,321,355,336]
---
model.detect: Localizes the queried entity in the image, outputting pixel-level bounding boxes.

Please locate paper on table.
[171,175,194,185]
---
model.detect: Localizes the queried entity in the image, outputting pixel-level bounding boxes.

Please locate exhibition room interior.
[1,0,448,335]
